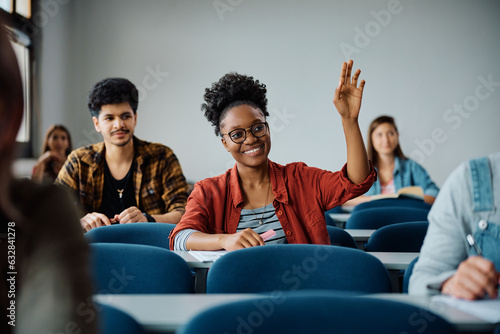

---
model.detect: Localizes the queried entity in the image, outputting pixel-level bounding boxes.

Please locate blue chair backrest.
[90,243,194,294]
[96,302,146,334]
[326,225,357,248]
[345,207,430,230]
[353,198,432,212]
[364,221,429,252]
[85,223,175,249]
[403,256,419,293]
[178,293,457,334]
[206,244,392,294]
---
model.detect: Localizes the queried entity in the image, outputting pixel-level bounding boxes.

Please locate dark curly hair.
[87,78,139,117]
[202,72,269,136]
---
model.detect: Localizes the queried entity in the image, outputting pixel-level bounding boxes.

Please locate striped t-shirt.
[174,203,286,251]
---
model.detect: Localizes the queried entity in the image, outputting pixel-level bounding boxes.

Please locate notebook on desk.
[370,186,424,201]
[431,294,500,323]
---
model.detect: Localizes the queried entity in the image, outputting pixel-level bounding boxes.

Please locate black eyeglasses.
[221,122,269,144]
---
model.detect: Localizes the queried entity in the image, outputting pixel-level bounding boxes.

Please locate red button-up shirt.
[169,160,376,249]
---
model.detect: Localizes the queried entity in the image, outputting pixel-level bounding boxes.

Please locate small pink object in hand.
[260,229,276,242]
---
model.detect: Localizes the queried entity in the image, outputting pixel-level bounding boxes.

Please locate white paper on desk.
[431,294,500,323]
[189,250,228,262]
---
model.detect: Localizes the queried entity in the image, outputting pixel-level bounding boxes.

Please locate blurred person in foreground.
[0,22,97,333]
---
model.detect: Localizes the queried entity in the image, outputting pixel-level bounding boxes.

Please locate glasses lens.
[252,123,267,138]
[229,129,246,143]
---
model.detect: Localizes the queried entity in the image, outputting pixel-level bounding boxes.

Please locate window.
[0,0,12,13]
[15,0,30,18]
[1,0,33,156]
[11,36,30,142]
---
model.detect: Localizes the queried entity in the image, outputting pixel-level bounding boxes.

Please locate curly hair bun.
[201,72,269,136]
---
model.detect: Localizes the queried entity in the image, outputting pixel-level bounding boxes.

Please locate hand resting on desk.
[208,228,265,251]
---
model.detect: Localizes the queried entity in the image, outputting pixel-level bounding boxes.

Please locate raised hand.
[333,59,365,119]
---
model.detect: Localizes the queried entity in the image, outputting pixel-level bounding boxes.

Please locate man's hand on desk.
[81,212,112,231]
[442,256,500,300]
[115,206,148,224]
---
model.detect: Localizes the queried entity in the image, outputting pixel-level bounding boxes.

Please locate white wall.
[34,0,500,186]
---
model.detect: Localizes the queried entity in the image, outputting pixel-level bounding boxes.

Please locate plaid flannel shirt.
[56,136,188,216]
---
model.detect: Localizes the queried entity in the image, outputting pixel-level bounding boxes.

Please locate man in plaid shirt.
[56,78,188,231]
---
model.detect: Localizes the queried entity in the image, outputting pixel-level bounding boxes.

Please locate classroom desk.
[366,252,419,270]
[173,250,419,293]
[94,293,497,334]
[344,229,375,249]
[367,252,419,292]
[173,250,418,271]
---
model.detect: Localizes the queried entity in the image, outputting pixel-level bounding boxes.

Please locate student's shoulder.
[68,142,104,162]
[400,157,429,173]
[136,138,175,157]
[195,169,231,188]
[186,172,231,202]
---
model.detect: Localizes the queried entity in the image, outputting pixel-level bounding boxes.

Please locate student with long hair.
[344,115,439,206]
[32,124,72,183]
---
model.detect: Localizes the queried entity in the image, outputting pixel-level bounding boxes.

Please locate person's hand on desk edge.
[441,256,500,300]
[220,228,266,251]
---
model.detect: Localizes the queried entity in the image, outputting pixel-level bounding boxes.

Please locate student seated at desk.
[410,152,500,300]
[170,60,376,251]
[56,78,189,231]
[344,115,439,206]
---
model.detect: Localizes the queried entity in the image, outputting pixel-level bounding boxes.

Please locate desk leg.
[355,241,365,250]
[388,270,401,293]
[194,268,208,293]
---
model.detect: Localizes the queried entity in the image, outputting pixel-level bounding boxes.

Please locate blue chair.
[90,243,194,294]
[364,221,429,252]
[353,198,432,212]
[326,225,357,248]
[345,207,430,230]
[96,302,146,334]
[403,256,419,293]
[85,223,175,249]
[178,293,458,334]
[206,244,392,294]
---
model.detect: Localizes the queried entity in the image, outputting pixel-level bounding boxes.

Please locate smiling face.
[47,129,70,155]
[220,104,271,169]
[371,122,399,157]
[93,101,137,147]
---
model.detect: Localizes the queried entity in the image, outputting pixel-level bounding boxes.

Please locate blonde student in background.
[344,115,439,207]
